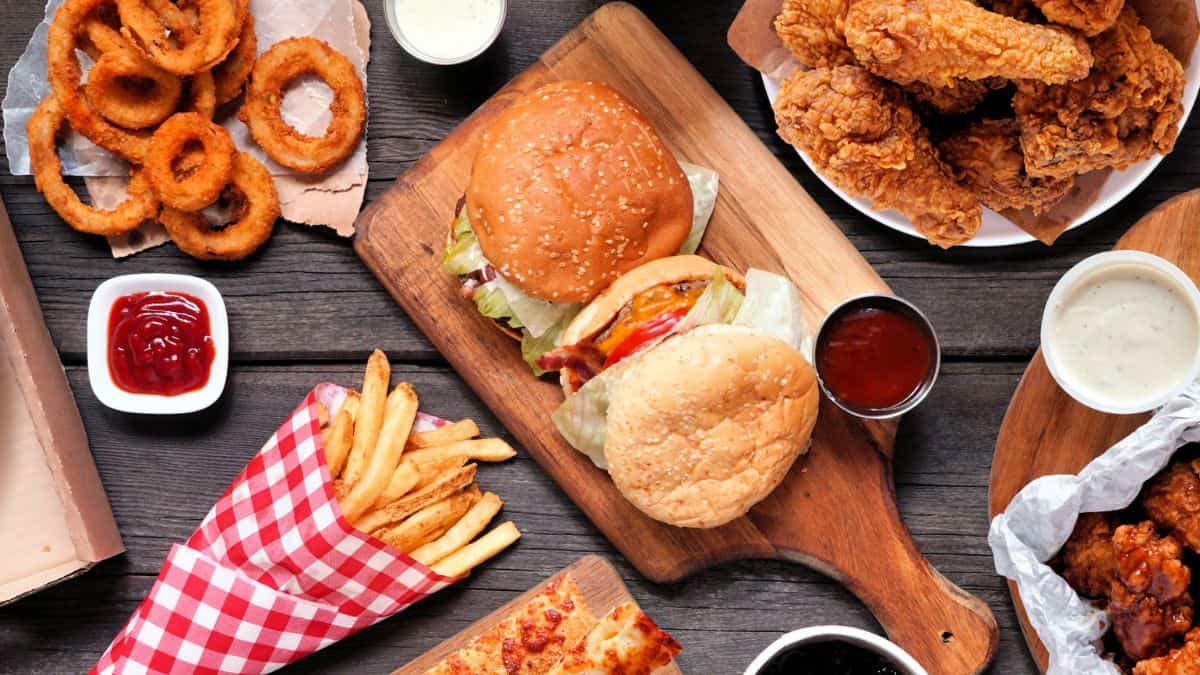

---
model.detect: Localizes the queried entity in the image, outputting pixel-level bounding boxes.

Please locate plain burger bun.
[603,324,819,529]
[466,80,694,304]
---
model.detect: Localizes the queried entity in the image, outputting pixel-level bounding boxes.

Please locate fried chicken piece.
[905,79,993,115]
[983,0,1042,22]
[1031,0,1124,36]
[1144,459,1200,554]
[775,0,855,68]
[843,0,1094,88]
[773,65,981,248]
[939,119,1074,214]
[1058,512,1119,598]
[1015,7,1185,179]
[1135,629,1200,675]
[1110,522,1194,661]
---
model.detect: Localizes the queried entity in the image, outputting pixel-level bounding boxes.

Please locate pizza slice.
[547,602,682,674]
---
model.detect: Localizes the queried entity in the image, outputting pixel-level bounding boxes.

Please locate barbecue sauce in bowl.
[759,639,903,675]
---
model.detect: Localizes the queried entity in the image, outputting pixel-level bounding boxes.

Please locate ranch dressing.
[390,0,504,62]
[1047,262,1200,410]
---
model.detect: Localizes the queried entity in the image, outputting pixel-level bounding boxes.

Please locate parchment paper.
[988,381,1200,675]
[2,0,371,257]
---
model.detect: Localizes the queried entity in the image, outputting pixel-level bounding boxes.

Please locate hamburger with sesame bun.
[544,255,820,529]
[442,80,720,375]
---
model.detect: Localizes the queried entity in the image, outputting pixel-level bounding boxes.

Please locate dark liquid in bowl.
[816,306,934,413]
[759,639,904,675]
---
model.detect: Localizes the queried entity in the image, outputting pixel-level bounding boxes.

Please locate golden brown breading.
[773,65,981,248]
[1032,0,1124,36]
[1058,512,1119,599]
[939,118,1074,214]
[1144,459,1200,554]
[774,0,854,68]
[1135,629,1200,675]
[843,0,1094,88]
[1110,522,1194,661]
[1015,7,1185,179]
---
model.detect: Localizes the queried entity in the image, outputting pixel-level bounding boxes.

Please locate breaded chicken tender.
[939,118,1073,214]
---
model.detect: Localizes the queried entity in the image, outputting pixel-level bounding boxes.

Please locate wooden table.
[0,2,1194,673]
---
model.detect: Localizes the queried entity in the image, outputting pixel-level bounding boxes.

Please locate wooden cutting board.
[988,189,1200,672]
[355,3,997,672]
[391,555,681,674]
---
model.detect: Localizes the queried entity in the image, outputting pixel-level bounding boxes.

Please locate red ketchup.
[108,291,215,396]
[817,305,934,413]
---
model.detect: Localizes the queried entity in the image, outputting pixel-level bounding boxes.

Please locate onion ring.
[212,13,255,105]
[240,36,365,174]
[161,152,279,260]
[84,48,183,129]
[182,69,217,118]
[78,1,129,58]
[116,0,241,75]
[145,112,234,210]
[48,0,151,162]
[27,96,159,237]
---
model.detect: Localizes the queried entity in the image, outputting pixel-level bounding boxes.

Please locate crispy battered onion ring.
[241,36,365,174]
[49,0,151,162]
[116,0,241,75]
[27,96,159,236]
[78,1,129,58]
[161,152,279,260]
[212,13,255,105]
[145,112,234,210]
[183,69,217,118]
[85,48,183,129]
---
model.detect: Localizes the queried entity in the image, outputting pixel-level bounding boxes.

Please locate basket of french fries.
[92,350,520,675]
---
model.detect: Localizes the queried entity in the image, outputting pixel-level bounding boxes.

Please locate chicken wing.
[1135,628,1200,675]
[773,65,981,248]
[1015,7,1185,179]
[939,119,1074,214]
[843,0,1094,88]
[1058,512,1119,599]
[1144,459,1200,554]
[775,0,855,68]
[1032,0,1124,36]
[1110,521,1194,661]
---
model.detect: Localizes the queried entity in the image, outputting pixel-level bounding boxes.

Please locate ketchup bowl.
[87,274,229,414]
[814,294,941,420]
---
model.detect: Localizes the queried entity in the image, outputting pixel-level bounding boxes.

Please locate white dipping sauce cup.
[384,0,507,65]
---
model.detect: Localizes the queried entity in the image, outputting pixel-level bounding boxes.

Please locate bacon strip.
[536,344,606,383]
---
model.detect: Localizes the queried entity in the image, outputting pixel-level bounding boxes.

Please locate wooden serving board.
[988,190,1200,672]
[392,555,681,674]
[356,4,997,672]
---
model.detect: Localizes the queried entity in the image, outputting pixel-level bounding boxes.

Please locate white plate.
[761,39,1200,247]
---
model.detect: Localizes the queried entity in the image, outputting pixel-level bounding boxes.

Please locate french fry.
[411,492,503,566]
[355,464,478,534]
[333,479,349,502]
[316,403,329,428]
[431,521,521,578]
[407,419,480,449]
[323,404,356,478]
[406,439,517,466]
[343,383,419,523]
[375,458,420,507]
[376,486,481,554]
[342,349,390,486]
[413,456,469,491]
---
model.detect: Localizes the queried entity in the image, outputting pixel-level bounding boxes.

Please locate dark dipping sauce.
[759,640,903,675]
[817,305,934,414]
[108,291,214,396]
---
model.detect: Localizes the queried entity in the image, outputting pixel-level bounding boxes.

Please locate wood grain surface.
[1,0,1199,672]
[391,555,680,674]
[988,189,1200,673]
[356,4,997,673]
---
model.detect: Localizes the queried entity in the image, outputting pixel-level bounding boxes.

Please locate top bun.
[603,324,819,529]
[466,80,694,304]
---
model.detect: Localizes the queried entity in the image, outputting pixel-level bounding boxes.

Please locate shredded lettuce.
[733,269,813,362]
[678,161,719,255]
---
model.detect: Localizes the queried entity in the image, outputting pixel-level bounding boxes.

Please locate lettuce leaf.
[733,269,813,361]
[551,367,616,469]
[678,161,719,255]
[521,315,572,376]
[681,270,745,329]
[442,208,488,276]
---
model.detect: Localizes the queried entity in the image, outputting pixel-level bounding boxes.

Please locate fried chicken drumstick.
[774,0,854,68]
[843,0,1094,88]
[1031,0,1125,36]
[773,65,981,248]
[939,119,1074,215]
[1110,522,1194,661]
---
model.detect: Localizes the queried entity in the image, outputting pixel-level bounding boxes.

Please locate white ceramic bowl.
[87,274,229,414]
[383,0,507,66]
[744,626,927,675]
[761,18,1200,247]
[1040,251,1200,414]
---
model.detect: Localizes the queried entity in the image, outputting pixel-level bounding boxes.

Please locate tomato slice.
[603,307,689,368]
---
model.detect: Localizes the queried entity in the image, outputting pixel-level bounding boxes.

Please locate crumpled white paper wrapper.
[2,0,370,256]
[989,381,1200,675]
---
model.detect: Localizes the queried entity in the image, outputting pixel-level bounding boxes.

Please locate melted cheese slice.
[547,602,681,674]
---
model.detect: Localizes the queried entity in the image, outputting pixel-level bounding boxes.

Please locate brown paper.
[727,0,1199,246]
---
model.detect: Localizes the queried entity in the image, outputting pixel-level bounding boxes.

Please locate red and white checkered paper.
[92,384,457,674]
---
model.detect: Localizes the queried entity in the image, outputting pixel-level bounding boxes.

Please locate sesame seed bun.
[466,80,694,304]
[603,324,820,529]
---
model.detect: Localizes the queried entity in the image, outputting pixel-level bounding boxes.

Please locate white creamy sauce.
[393,0,503,61]
[1049,263,1200,406]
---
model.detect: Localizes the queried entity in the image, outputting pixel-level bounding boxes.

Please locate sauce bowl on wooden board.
[988,189,1200,672]
[355,4,997,672]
